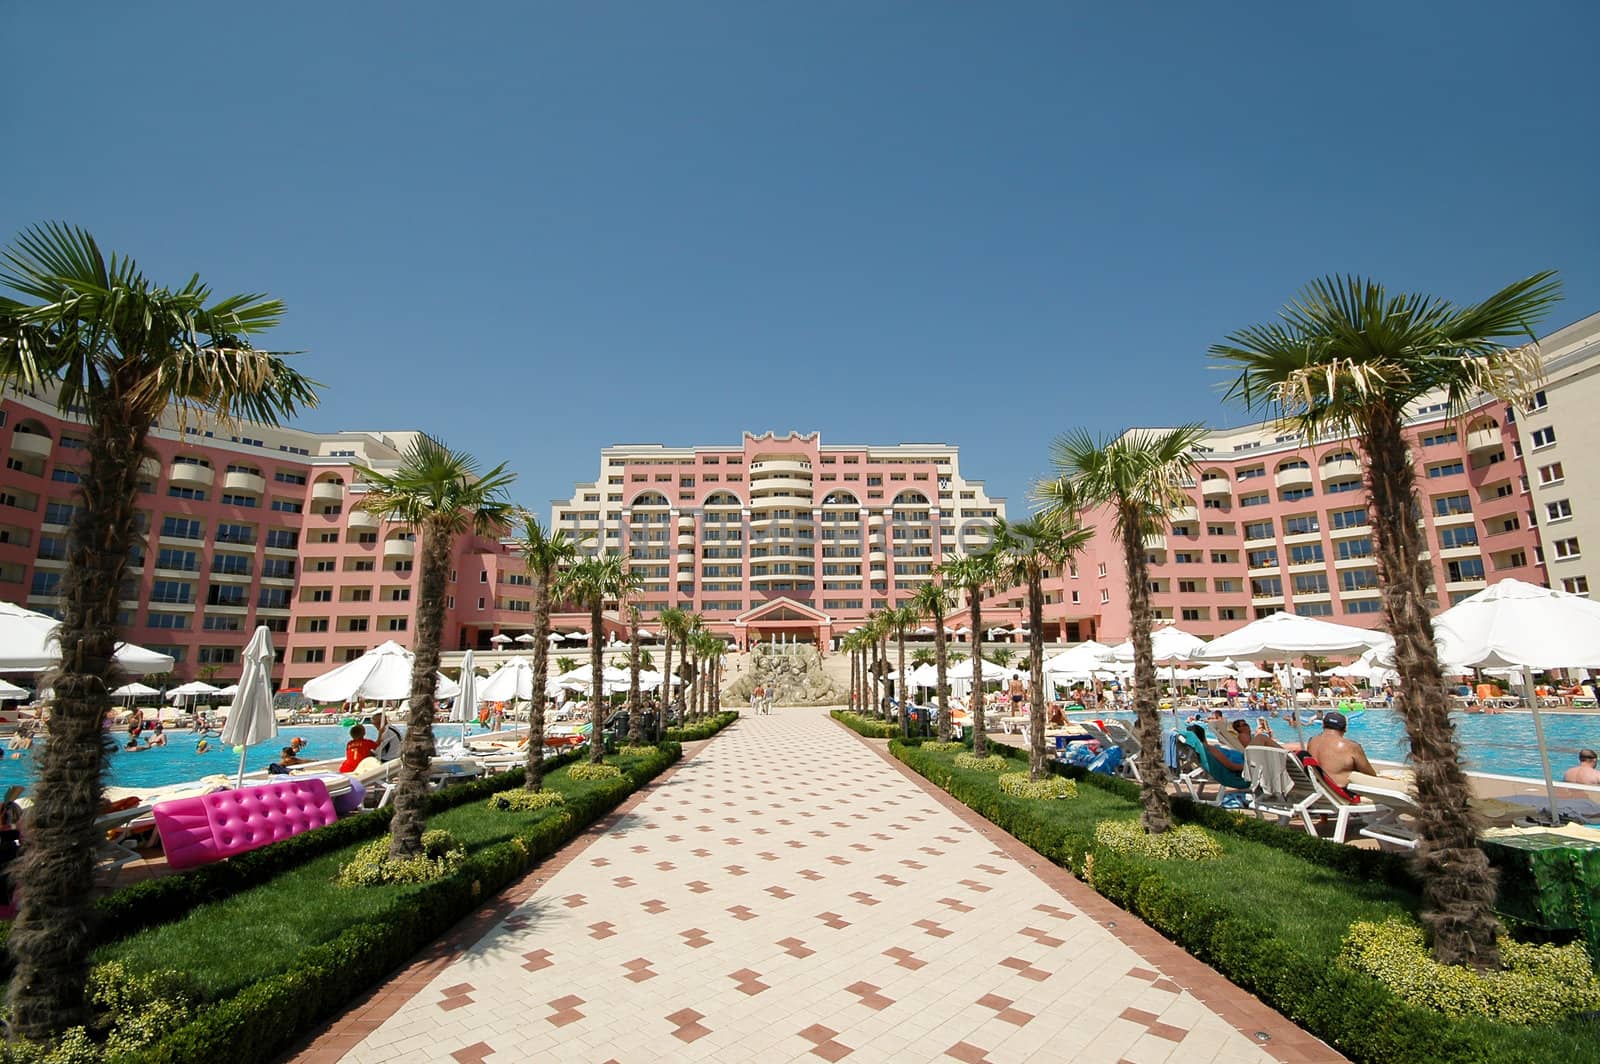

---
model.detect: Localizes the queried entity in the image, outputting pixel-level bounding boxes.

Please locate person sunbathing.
[1304,711,1375,788]
[1189,725,1244,773]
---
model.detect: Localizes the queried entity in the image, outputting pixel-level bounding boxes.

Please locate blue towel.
[1163,729,1183,771]
[1087,747,1124,775]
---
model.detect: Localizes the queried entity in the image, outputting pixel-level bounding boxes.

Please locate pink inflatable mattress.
[154,778,338,870]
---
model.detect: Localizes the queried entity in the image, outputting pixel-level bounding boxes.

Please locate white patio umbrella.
[563,631,588,642]
[1193,662,1237,681]
[547,632,563,642]
[0,600,175,674]
[515,634,536,645]
[1430,578,1600,824]
[479,656,538,701]
[167,681,221,702]
[637,669,682,692]
[302,640,461,703]
[215,683,241,697]
[0,678,28,700]
[1110,626,1206,664]
[450,649,479,743]
[111,681,159,701]
[1043,641,1114,678]
[220,626,276,788]
[489,634,513,646]
[1231,661,1273,680]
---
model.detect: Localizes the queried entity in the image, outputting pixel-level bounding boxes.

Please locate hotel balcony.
[312,480,345,503]
[749,476,814,496]
[1143,534,1167,550]
[384,538,415,559]
[1466,428,1501,455]
[9,432,51,459]
[1169,506,1197,524]
[1320,457,1360,480]
[1274,466,1312,490]
[169,462,214,487]
[1200,476,1230,497]
[223,470,266,495]
[348,509,378,529]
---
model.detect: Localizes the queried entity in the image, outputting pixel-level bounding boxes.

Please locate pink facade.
[0,396,509,689]
[1077,401,1547,642]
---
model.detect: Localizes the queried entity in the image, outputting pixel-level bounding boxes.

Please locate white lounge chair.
[1297,756,1395,844]
[1242,747,1339,836]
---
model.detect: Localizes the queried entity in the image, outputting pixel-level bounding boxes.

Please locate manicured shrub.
[997,771,1076,800]
[566,763,622,781]
[1340,918,1600,1025]
[828,711,896,738]
[486,790,566,813]
[921,740,965,753]
[335,830,464,888]
[616,744,657,757]
[1094,820,1222,862]
[663,712,738,743]
[952,753,1008,773]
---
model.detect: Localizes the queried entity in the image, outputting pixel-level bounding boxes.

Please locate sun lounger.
[1174,731,1250,806]
[1295,754,1393,844]
[1243,747,1339,836]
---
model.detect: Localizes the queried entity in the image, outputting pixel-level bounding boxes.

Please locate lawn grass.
[893,740,1600,1064]
[97,748,660,1001]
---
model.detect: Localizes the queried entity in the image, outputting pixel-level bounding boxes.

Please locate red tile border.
[848,727,1348,1064]
[283,736,718,1062]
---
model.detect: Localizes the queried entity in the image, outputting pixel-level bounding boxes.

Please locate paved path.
[307,709,1337,1063]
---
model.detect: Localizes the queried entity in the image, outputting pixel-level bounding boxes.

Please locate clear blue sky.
[5,2,1597,514]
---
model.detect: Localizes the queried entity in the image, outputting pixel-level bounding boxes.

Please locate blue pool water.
[1074,709,1600,781]
[0,721,500,793]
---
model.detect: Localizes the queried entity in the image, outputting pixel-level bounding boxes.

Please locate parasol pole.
[1523,666,1562,827]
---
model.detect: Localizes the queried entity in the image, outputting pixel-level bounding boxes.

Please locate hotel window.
[167,486,206,501]
[308,588,332,603]
[1237,466,1265,480]
[1244,521,1273,541]
[1218,608,1241,621]
[275,470,307,485]
[1292,573,1329,595]
[1554,537,1581,560]
[1421,431,1458,446]
[1447,558,1485,582]
[1288,544,1324,565]
[1280,487,1314,502]
[1282,515,1319,536]
[1210,551,1232,565]
[299,649,326,664]
[1562,576,1589,595]
[1336,538,1373,560]
[1426,461,1464,478]
[1538,462,1565,485]
[1341,569,1378,591]
[313,560,335,572]
[1331,508,1369,529]
[146,612,188,630]
[1531,427,1557,449]
[1240,493,1269,507]
[202,615,241,632]
[477,597,485,610]
[1298,601,1334,616]
[1099,589,1110,604]
[1432,494,1472,517]
[1070,590,1080,604]
[1547,499,1573,522]
[265,529,299,549]
[1178,580,1201,593]
[386,618,408,631]
[1527,390,1548,412]
[160,516,203,540]
[1247,548,1278,569]
[271,498,303,513]
[1439,526,1478,549]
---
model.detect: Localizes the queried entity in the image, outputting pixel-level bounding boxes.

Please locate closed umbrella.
[451,649,479,744]
[220,626,276,788]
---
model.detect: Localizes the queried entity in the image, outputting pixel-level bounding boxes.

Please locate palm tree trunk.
[391,520,449,858]
[896,630,909,739]
[659,631,673,741]
[627,614,643,744]
[1027,568,1049,779]
[1367,411,1500,968]
[711,655,721,715]
[1122,508,1171,832]
[879,631,891,719]
[849,645,857,712]
[970,586,987,758]
[525,570,551,791]
[8,400,146,1039]
[589,601,605,763]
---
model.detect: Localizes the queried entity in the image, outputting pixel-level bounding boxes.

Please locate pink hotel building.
[0,358,1576,685]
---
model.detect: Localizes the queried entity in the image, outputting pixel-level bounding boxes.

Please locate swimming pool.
[0,721,501,793]
[1076,708,1600,781]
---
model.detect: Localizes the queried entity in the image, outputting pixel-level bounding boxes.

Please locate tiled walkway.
[305,709,1338,1063]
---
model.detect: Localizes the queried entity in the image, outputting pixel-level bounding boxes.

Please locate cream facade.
[1520,312,1600,600]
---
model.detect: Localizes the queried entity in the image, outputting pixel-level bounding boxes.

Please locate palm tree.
[989,513,1093,780]
[985,647,1016,669]
[510,513,581,791]
[1045,427,1205,815]
[559,553,628,762]
[556,655,578,676]
[911,583,956,740]
[940,552,1001,756]
[682,612,705,720]
[658,606,689,736]
[625,604,644,743]
[883,605,919,738]
[910,647,935,668]
[703,635,725,715]
[1211,272,1560,968]
[360,438,516,856]
[0,223,319,1039]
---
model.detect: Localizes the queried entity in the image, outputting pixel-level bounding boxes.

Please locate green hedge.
[126,743,680,1064]
[662,711,739,743]
[828,710,898,738]
[890,740,1596,1064]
